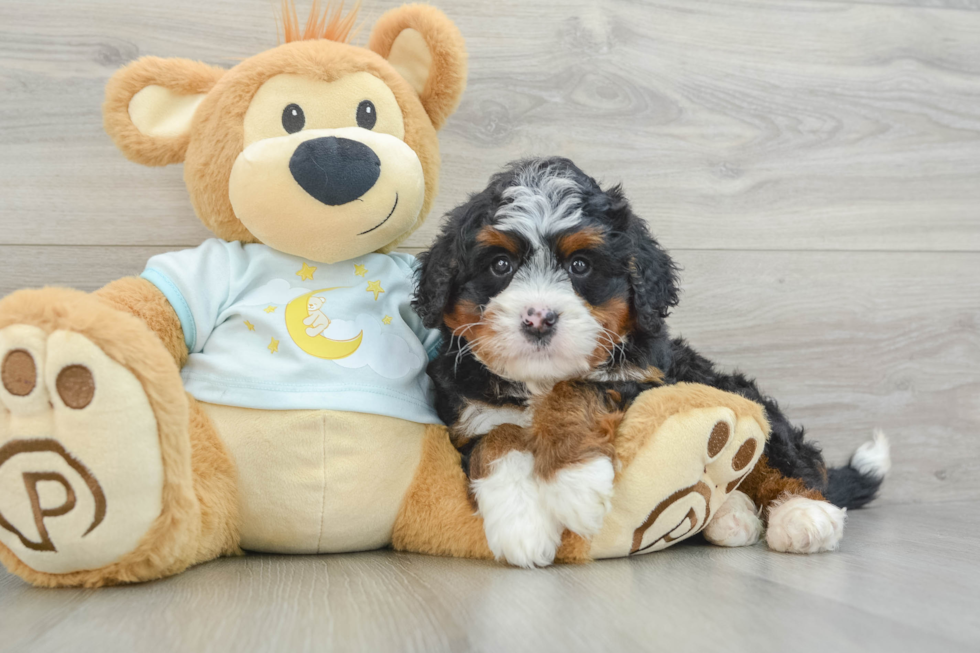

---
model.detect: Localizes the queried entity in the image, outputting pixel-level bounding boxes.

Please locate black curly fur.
[415,157,883,510]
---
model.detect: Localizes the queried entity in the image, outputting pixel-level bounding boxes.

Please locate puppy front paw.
[472,451,562,568]
[540,456,615,539]
[766,496,846,554]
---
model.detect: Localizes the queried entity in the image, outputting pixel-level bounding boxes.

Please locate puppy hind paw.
[766,496,846,554]
[702,491,763,548]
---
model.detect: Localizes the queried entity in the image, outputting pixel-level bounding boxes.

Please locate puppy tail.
[824,429,891,509]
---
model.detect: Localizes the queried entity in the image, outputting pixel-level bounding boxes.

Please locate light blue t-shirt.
[142,239,442,425]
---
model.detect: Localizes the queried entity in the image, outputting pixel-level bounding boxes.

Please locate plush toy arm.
[95,277,188,366]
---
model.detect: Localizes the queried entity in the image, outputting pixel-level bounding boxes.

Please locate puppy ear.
[103,57,224,166]
[607,185,680,335]
[368,5,467,130]
[414,221,462,330]
[413,185,495,329]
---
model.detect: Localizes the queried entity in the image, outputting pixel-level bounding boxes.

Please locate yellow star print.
[296,262,316,281]
[382,315,393,325]
[366,279,385,301]
[264,305,277,313]
[244,320,255,331]
[354,264,368,277]
[268,337,279,354]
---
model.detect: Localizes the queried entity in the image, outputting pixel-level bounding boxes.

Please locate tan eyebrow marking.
[477,226,520,254]
[557,228,605,257]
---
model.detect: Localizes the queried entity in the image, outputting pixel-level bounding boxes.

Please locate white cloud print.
[319,313,422,379]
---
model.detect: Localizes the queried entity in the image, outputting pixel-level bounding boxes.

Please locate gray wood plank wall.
[0,0,977,505]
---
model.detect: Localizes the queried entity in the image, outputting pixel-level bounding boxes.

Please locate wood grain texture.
[0,502,977,652]
[1,0,980,250]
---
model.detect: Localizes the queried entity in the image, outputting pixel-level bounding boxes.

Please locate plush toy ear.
[368,4,467,131]
[103,57,225,166]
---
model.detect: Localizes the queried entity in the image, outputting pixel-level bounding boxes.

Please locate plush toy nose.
[289,136,381,206]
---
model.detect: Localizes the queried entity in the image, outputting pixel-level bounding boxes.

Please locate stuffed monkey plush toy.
[0,2,768,587]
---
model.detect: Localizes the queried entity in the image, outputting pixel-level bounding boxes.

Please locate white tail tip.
[850,429,891,479]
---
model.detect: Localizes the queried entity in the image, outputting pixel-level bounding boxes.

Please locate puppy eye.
[356,100,377,130]
[282,103,305,134]
[569,257,591,276]
[490,256,513,277]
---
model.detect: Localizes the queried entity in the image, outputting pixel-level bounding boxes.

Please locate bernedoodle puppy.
[413,157,890,567]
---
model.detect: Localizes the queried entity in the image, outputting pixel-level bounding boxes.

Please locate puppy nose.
[522,307,559,338]
[289,136,381,206]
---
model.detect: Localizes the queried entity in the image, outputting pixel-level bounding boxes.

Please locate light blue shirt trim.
[141,269,197,353]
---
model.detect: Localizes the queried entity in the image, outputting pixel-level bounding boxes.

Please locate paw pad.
[1,350,36,397]
[707,421,730,458]
[732,438,757,471]
[55,365,95,409]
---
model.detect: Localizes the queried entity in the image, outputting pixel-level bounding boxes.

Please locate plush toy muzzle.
[229,125,425,263]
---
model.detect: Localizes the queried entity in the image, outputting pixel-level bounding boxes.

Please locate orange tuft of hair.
[278,0,361,44]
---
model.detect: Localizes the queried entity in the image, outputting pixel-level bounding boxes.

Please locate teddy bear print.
[303,296,332,337]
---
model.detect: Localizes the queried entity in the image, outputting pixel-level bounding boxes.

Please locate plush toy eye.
[282,103,305,134]
[356,100,377,130]
[490,256,513,277]
[569,257,591,276]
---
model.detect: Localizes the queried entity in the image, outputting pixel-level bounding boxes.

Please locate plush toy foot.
[539,456,615,540]
[0,325,165,576]
[472,450,562,568]
[766,496,846,553]
[702,490,764,547]
[588,384,769,559]
[0,288,204,587]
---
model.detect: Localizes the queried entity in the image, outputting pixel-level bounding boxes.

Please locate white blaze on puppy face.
[473,166,605,386]
[479,266,601,385]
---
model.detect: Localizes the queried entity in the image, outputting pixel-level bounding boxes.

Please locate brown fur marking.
[467,424,528,481]
[587,297,632,366]
[557,228,605,257]
[476,226,519,254]
[738,456,825,523]
[528,381,619,480]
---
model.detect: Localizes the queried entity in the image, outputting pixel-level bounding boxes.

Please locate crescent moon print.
[285,289,363,360]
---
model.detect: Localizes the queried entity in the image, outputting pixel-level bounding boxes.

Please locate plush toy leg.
[0,288,239,587]
[588,383,770,560]
[391,424,494,560]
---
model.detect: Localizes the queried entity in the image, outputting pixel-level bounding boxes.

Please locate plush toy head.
[103,1,466,263]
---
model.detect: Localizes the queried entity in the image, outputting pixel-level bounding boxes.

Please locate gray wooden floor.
[0,0,978,649]
[1,502,977,653]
